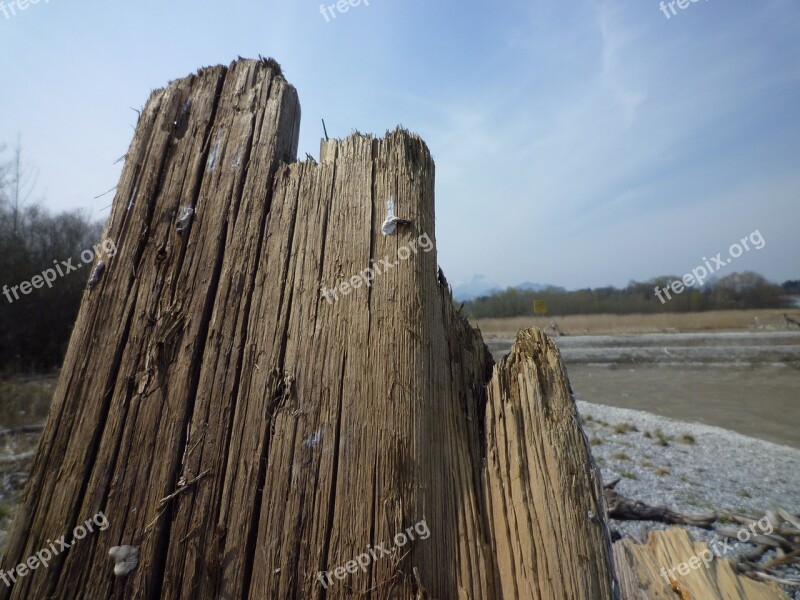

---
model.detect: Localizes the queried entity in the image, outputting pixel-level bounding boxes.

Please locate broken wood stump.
[614,528,790,599]
[1,58,617,599]
[485,327,618,599]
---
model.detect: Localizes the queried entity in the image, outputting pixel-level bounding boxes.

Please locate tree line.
[463,273,796,319]
[0,141,103,373]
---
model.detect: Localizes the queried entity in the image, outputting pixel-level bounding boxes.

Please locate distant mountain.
[516,281,549,292]
[452,275,501,302]
[452,276,557,301]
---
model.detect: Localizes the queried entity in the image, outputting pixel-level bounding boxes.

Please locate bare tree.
[5,136,40,235]
[0,144,8,207]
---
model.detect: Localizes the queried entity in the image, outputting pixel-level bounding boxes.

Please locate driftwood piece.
[614,528,789,600]
[607,491,800,591]
[0,59,618,599]
[716,526,786,549]
[777,508,800,531]
[603,479,717,528]
[763,549,800,571]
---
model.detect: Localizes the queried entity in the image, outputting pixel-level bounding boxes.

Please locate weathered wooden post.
[1,58,618,599]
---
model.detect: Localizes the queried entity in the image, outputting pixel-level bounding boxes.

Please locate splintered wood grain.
[217,131,497,599]
[614,528,789,600]
[484,327,618,599]
[155,68,300,600]
[2,58,622,600]
[0,59,299,600]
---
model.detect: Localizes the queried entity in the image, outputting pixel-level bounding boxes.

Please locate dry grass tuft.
[651,428,672,447]
[613,422,638,434]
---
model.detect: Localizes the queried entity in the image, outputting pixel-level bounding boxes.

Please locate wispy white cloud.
[597,2,648,127]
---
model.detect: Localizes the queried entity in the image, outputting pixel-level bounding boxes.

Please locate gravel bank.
[577,400,800,597]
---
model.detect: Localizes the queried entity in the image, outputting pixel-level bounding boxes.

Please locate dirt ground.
[568,365,799,448]
[487,331,800,448]
[0,376,56,554]
[475,308,798,337]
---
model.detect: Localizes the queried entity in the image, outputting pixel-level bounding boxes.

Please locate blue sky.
[1,0,798,289]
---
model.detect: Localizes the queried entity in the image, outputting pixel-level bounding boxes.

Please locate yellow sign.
[534,300,548,315]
